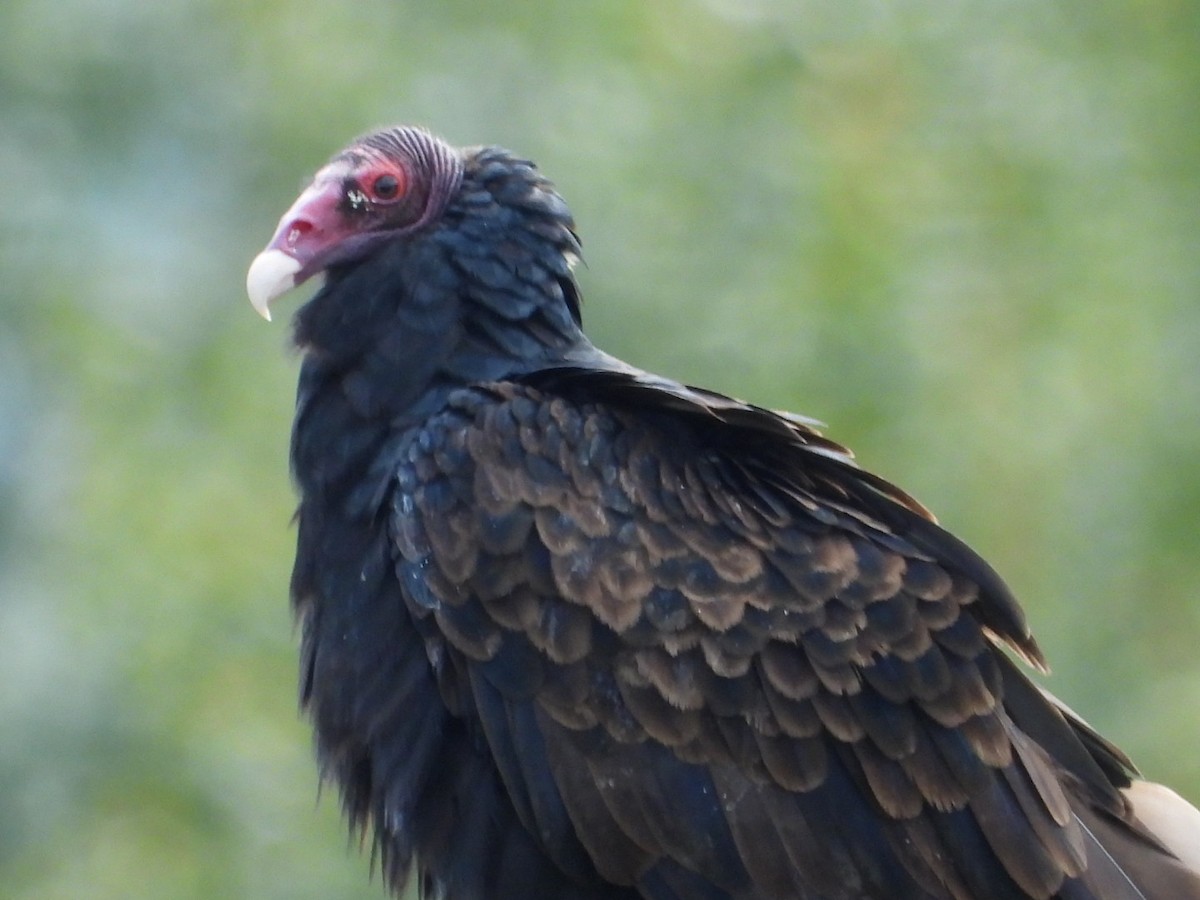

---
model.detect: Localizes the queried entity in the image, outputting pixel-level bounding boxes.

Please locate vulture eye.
[371,173,402,200]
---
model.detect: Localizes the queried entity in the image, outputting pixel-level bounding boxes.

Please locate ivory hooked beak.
[246,249,304,321]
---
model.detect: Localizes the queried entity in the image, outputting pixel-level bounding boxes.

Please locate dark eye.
[372,174,400,199]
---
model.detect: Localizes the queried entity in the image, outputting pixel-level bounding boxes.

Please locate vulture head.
[247,127,581,330]
[247,128,465,319]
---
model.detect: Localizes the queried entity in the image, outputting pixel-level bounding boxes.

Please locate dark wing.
[390,373,1196,900]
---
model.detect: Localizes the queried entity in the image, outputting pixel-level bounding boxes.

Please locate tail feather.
[1068,780,1200,899]
[1124,780,1200,872]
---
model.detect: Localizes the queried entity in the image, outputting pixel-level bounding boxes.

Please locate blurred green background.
[2,1,1198,898]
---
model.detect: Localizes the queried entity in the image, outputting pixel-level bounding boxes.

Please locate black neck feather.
[289,145,592,492]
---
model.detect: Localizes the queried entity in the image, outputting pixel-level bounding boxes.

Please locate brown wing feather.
[390,379,1200,899]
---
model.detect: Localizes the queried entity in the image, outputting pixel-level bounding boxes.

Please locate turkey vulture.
[246,126,1200,899]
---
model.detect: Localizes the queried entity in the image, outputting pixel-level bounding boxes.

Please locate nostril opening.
[287,219,314,246]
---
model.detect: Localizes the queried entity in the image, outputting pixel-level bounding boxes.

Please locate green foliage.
[2,1,1198,896]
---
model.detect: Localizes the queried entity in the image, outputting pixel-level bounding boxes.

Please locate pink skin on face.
[247,153,411,319]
